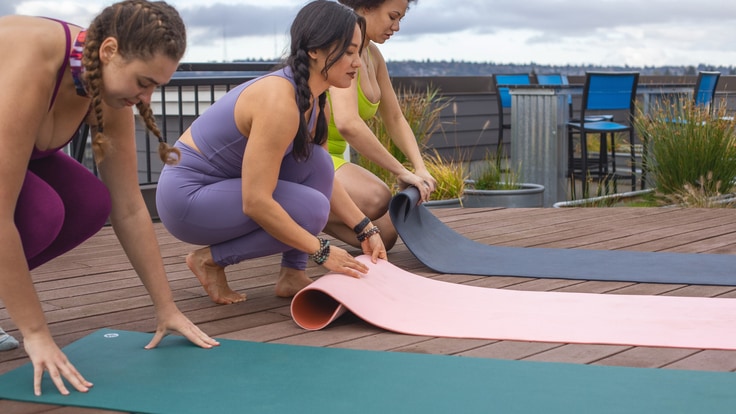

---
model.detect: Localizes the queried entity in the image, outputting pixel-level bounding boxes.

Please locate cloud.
[180,3,299,41]
[0,2,15,16]
[3,0,736,66]
[381,0,736,66]
[400,0,736,41]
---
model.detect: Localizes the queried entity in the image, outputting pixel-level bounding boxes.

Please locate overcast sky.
[4,0,736,67]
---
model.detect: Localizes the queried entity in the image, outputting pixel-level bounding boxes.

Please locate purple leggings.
[16,152,111,270]
[156,143,333,270]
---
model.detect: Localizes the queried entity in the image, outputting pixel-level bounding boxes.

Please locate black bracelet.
[309,237,330,265]
[357,226,381,243]
[353,216,371,234]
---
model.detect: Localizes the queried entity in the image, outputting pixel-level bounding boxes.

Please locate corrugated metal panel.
[510,88,569,207]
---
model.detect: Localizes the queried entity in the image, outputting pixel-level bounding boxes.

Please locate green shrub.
[423,149,467,201]
[472,146,523,190]
[634,98,736,197]
[359,85,450,191]
[660,173,735,208]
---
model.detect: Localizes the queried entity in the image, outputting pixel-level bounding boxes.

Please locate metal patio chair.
[567,71,640,195]
[536,73,614,123]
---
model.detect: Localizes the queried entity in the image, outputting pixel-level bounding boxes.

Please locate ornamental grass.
[422,149,467,202]
[359,85,450,192]
[634,97,736,199]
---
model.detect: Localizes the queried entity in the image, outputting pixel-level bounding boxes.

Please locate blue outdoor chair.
[566,71,640,195]
[493,73,531,149]
[693,71,720,113]
[662,71,721,123]
[537,73,574,116]
[537,73,614,123]
[536,73,567,86]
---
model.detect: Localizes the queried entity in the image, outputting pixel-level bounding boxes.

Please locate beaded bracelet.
[353,216,371,234]
[310,237,330,265]
[357,225,381,243]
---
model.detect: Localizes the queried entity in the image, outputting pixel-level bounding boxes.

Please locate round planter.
[423,196,466,209]
[463,182,545,208]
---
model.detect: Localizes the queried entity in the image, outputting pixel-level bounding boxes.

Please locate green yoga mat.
[1,329,735,414]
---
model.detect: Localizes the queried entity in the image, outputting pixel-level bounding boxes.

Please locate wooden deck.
[2,206,736,413]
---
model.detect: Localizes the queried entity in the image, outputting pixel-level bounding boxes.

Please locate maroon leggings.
[16,152,111,270]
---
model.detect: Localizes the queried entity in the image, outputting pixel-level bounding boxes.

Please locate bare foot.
[274,267,313,298]
[186,248,246,304]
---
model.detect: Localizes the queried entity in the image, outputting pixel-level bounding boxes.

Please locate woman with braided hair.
[0,0,218,396]
[156,0,386,307]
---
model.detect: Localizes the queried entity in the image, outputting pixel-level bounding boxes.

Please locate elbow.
[242,194,265,218]
[335,125,352,140]
[335,119,363,141]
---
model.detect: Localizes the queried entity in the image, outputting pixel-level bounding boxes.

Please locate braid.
[290,49,314,160]
[136,102,181,164]
[81,24,110,162]
[81,0,186,164]
[314,92,328,146]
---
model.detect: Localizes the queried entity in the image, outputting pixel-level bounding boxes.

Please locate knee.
[16,194,65,258]
[361,185,391,219]
[66,179,111,240]
[291,191,331,235]
[79,179,112,230]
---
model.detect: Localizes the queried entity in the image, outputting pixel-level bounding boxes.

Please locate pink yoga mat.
[291,256,736,350]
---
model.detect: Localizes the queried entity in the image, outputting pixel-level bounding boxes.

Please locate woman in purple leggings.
[156,0,386,306]
[0,0,217,396]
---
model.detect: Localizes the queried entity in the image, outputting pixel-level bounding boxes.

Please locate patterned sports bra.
[69,30,87,97]
[32,18,85,160]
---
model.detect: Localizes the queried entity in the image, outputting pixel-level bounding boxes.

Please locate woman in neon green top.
[325,0,434,250]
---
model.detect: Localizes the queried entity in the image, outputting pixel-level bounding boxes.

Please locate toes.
[213,292,246,305]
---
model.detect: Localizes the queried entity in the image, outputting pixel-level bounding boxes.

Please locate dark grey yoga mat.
[389,187,736,285]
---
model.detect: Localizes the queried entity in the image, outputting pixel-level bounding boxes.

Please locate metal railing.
[68,61,279,184]
[68,71,736,187]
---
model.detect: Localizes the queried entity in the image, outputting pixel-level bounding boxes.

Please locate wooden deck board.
[2,206,736,413]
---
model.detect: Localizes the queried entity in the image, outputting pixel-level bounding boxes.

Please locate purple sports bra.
[189,67,319,178]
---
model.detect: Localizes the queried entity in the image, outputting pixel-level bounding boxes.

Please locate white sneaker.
[0,327,19,351]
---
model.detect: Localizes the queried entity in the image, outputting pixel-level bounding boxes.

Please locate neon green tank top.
[327,69,380,169]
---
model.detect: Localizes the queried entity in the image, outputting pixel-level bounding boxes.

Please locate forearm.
[385,118,426,172]
[0,226,52,339]
[329,179,372,229]
[339,122,409,177]
[244,197,324,255]
[109,203,176,312]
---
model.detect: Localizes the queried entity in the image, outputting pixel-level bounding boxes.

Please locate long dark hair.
[83,0,186,164]
[338,0,418,10]
[285,0,366,160]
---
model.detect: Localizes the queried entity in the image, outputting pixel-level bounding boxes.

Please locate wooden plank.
[3,206,736,414]
[523,343,632,364]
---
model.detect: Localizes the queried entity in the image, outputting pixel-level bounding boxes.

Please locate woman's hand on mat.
[414,168,437,195]
[361,232,387,263]
[396,170,434,203]
[323,246,369,278]
[145,307,220,350]
[23,333,93,396]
